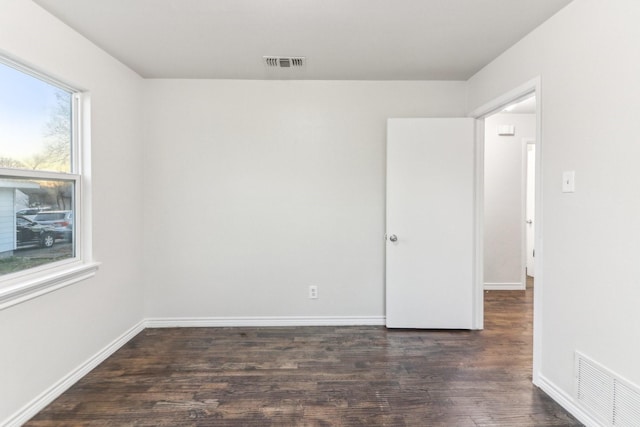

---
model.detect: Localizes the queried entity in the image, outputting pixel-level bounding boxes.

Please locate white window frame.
[0,57,99,310]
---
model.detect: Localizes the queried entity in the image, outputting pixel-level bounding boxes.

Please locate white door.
[386,118,475,329]
[526,142,536,277]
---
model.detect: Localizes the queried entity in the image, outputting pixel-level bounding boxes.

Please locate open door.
[386,118,476,329]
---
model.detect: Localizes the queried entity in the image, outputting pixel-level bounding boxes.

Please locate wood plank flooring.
[26,281,582,426]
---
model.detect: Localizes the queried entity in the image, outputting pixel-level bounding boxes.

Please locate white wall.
[142,80,467,319]
[6,0,638,424]
[484,113,535,287]
[0,0,144,422]
[469,0,640,411]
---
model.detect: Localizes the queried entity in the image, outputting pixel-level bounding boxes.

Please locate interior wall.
[0,0,144,422]
[142,80,467,319]
[8,0,637,424]
[484,113,535,287]
[468,0,640,409]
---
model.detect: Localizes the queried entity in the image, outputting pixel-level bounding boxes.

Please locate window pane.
[0,177,74,276]
[0,62,72,173]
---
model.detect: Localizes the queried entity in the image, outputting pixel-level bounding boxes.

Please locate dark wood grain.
[26,278,581,426]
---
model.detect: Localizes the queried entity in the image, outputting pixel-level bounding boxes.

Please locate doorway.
[470,77,543,384]
[483,96,536,291]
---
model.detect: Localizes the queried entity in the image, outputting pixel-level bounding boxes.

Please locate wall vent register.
[575,351,640,426]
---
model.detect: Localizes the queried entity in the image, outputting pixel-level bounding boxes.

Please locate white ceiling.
[34,0,573,80]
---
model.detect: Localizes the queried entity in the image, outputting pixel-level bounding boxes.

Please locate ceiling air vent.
[263,56,306,68]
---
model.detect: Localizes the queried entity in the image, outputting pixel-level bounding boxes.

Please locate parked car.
[33,210,73,241]
[15,208,45,221]
[16,216,56,248]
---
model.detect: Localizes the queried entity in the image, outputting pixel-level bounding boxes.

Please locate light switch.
[562,171,575,193]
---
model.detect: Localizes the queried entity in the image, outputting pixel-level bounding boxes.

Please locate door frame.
[523,138,536,279]
[468,77,543,384]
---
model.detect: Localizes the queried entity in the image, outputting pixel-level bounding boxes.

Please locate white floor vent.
[575,351,640,426]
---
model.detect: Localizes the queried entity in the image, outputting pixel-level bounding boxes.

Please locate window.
[0,57,97,309]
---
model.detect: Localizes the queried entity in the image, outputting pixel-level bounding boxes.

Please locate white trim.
[536,374,604,427]
[472,118,485,330]
[0,261,100,310]
[469,78,540,119]
[484,282,525,290]
[0,51,82,93]
[532,81,543,385]
[78,93,93,263]
[0,59,97,311]
[2,320,145,427]
[520,138,528,288]
[145,315,386,328]
[468,76,543,384]
[0,168,80,181]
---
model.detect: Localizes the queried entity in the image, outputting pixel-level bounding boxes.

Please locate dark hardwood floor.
[26,279,581,426]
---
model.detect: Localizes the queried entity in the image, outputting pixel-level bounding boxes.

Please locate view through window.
[0,60,77,277]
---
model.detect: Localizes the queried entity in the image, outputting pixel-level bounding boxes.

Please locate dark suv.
[16,216,56,248]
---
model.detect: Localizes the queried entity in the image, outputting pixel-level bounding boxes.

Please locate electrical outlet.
[309,285,318,299]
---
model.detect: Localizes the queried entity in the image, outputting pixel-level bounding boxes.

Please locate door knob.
[389,234,398,242]
[526,220,533,224]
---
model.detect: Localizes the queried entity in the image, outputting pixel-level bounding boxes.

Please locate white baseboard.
[145,315,386,328]
[3,320,145,427]
[535,374,603,427]
[484,282,525,290]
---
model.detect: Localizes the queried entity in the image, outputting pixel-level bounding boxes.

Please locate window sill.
[0,261,100,311]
